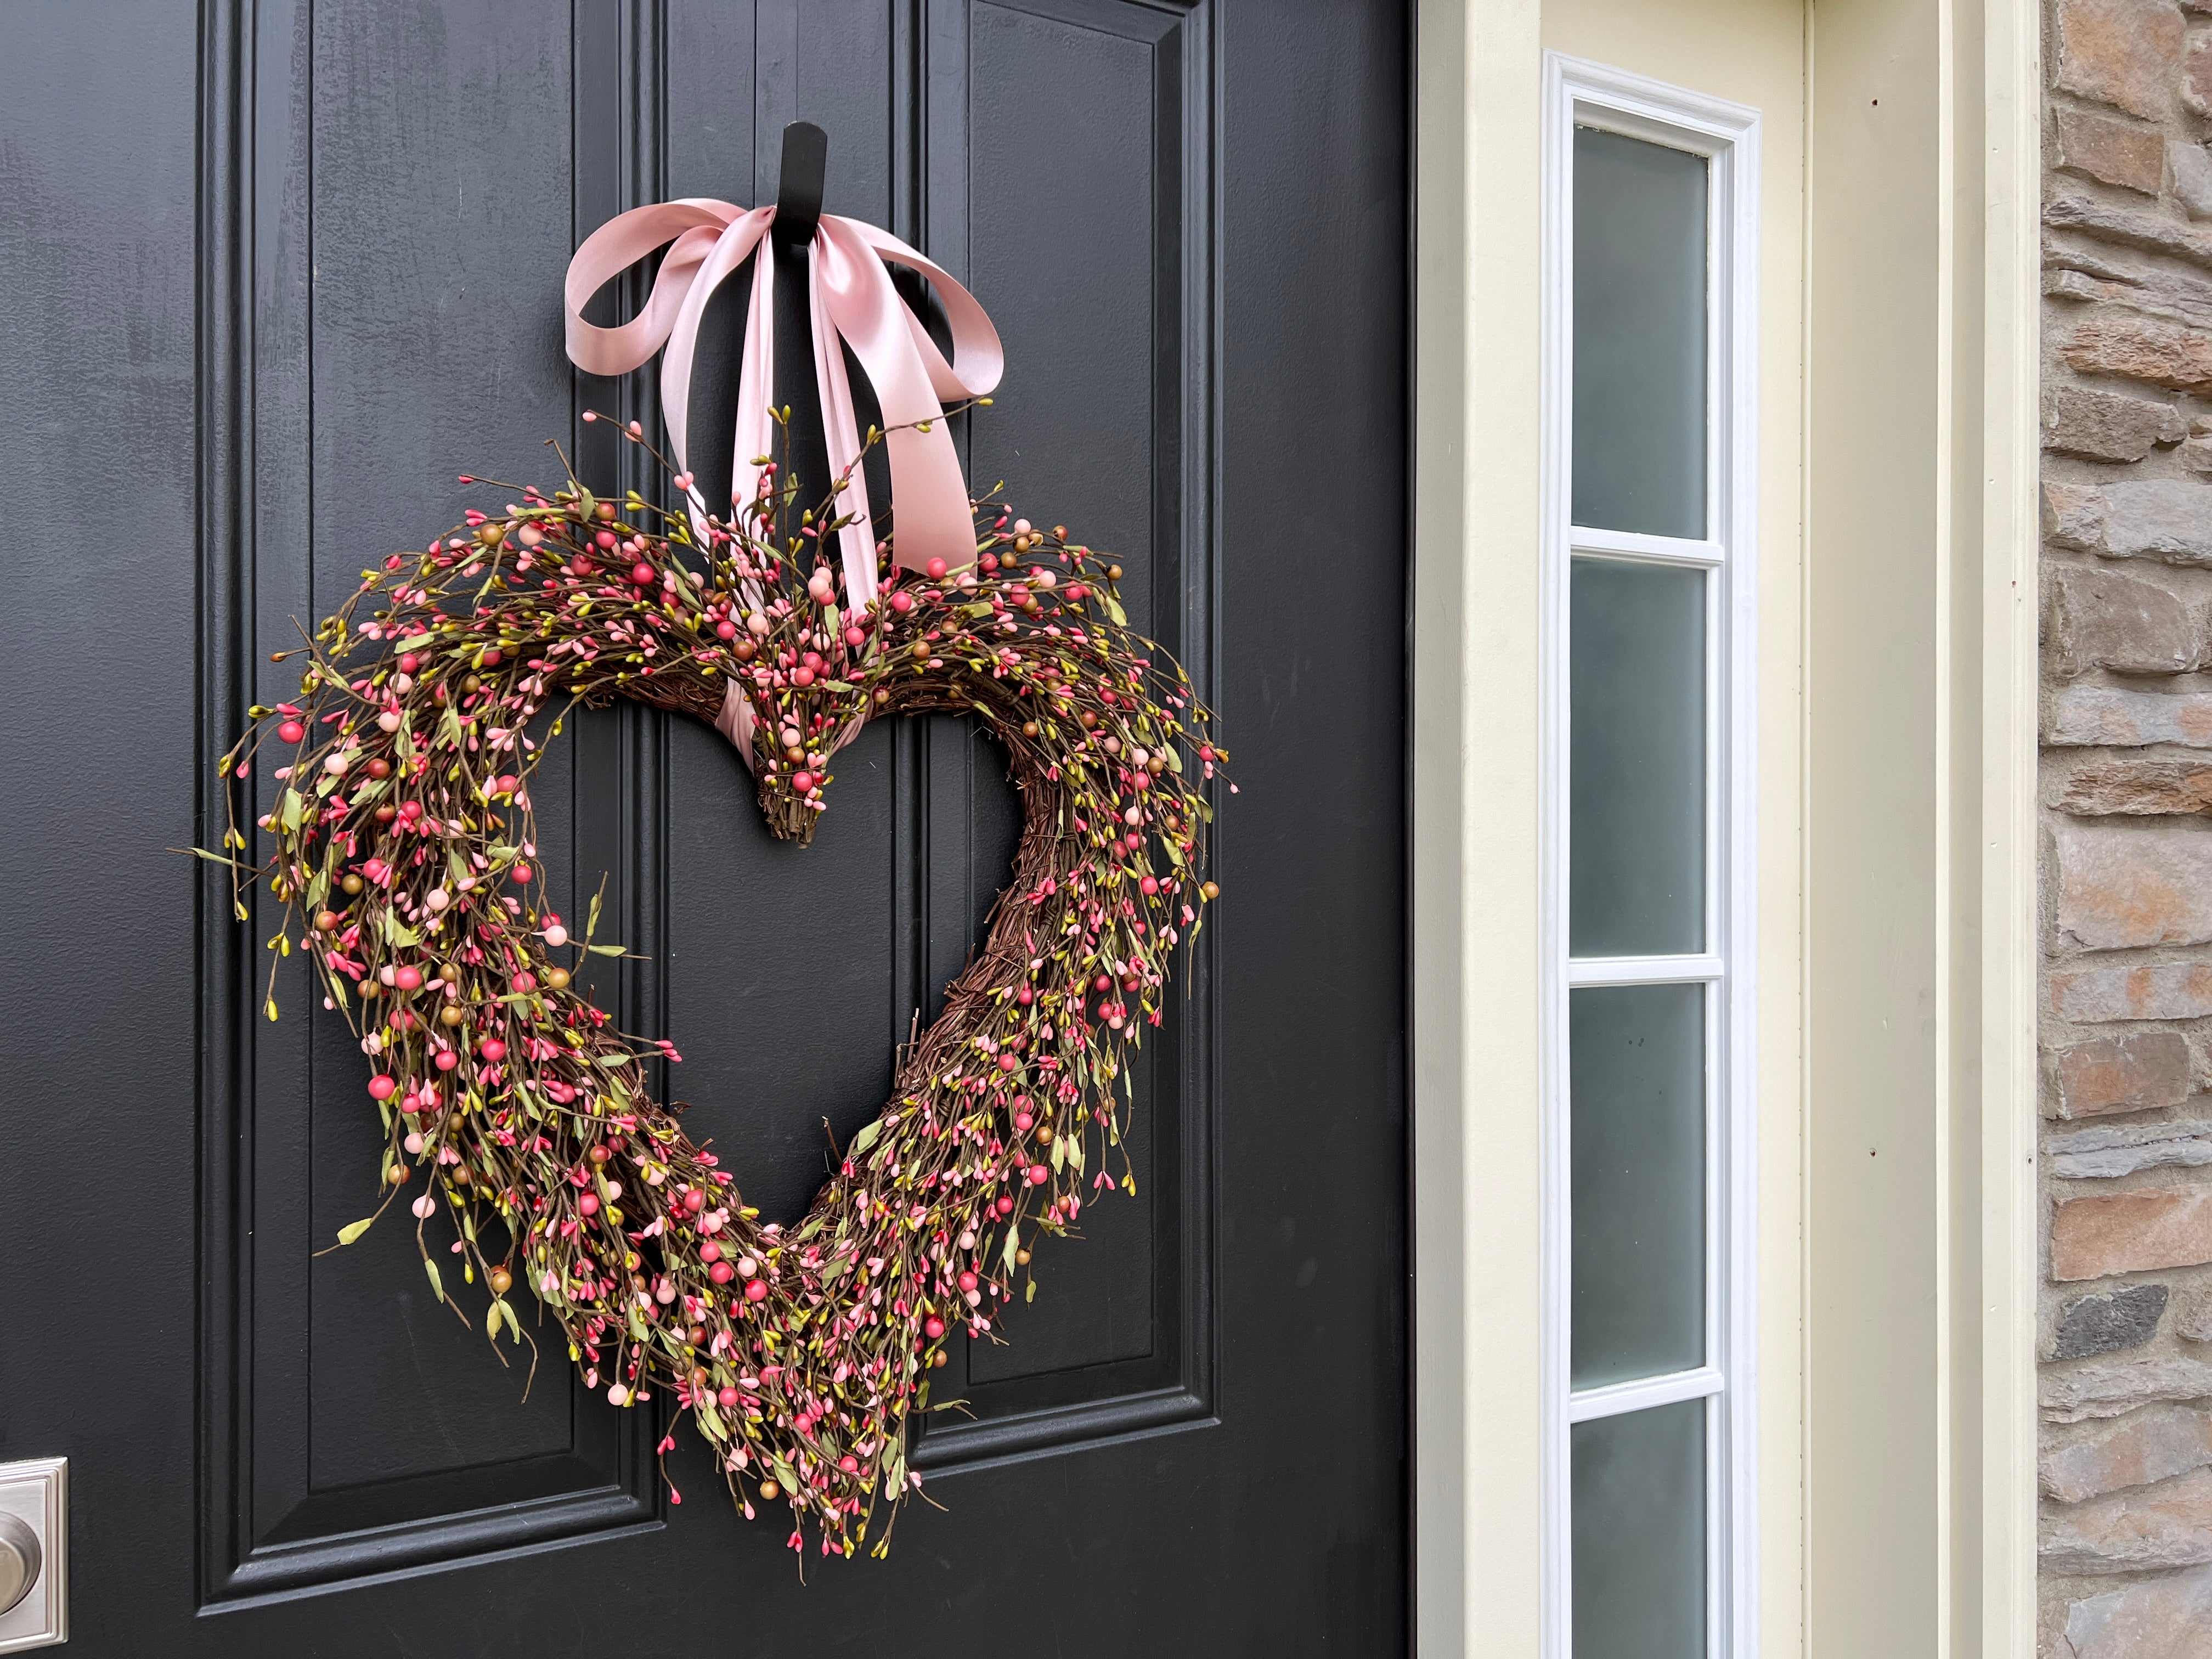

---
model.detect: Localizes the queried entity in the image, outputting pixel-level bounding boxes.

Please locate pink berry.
[277,719,306,744]
[399,653,420,672]
[958,1271,978,1292]
[578,1193,600,1216]
[684,1189,706,1214]
[791,771,815,793]
[700,1239,723,1262]
[716,619,737,639]
[718,1386,740,1407]
[394,966,422,991]
[889,591,912,613]
[710,1261,735,1285]
[631,560,655,585]
[996,1195,1015,1216]
[477,1038,507,1063]
[434,1049,458,1071]
[744,1279,769,1302]
[923,1316,945,1339]
[926,557,947,579]
[368,1075,397,1101]
[843,627,866,647]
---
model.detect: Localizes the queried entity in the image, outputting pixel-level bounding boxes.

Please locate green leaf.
[1025,1278,1037,1302]
[849,1119,882,1158]
[586,943,627,957]
[424,1258,445,1302]
[277,788,307,832]
[1001,1227,1019,1273]
[336,1216,376,1246]
[1102,594,1128,627]
[383,912,421,946]
[397,633,437,652]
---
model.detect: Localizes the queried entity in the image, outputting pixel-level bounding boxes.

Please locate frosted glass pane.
[1571,983,1705,1387]
[1570,557,1705,957]
[1572,126,1708,539]
[1572,1401,1707,1659]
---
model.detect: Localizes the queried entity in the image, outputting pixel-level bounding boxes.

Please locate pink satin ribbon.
[563,200,1003,615]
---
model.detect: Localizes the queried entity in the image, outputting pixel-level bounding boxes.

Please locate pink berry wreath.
[215,414,1223,1559]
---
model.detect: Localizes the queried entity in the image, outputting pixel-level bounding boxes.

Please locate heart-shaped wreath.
[214,413,1221,1558]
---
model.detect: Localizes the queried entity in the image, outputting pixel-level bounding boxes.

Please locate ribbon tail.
[647,205,774,532]
[714,680,757,771]
[729,235,778,535]
[810,238,879,612]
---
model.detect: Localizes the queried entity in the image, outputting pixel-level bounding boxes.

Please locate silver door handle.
[0,1457,64,1651]
[0,1515,36,1617]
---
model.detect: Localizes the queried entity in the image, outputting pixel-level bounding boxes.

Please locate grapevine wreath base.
[217,415,1223,1559]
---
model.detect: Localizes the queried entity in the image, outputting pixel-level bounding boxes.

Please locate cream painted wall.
[1414,0,2041,1652]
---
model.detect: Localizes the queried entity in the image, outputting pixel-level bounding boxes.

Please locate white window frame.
[1538,52,1762,1659]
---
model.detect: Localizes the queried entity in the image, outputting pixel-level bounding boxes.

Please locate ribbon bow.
[563,200,1003,614]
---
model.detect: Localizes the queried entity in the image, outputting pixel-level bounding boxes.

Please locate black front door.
[1,2,1407,1652]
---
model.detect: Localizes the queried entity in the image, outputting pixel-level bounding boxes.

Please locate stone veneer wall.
[2039,0,2212,1649]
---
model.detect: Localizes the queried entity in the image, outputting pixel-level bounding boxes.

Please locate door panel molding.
[194,0,662,1608]
[905,0,1220,1472]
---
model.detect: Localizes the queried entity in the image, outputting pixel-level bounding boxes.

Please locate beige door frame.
[1409,0,2042,1651]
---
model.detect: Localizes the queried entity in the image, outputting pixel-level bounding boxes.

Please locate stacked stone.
[2041,0,2212,1649]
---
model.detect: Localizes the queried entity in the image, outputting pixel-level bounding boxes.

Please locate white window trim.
[1538,52,1763,1659]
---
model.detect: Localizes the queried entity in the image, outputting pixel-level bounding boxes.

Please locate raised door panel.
[203,1,654,1604]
